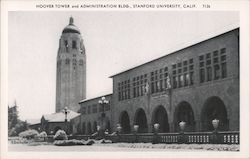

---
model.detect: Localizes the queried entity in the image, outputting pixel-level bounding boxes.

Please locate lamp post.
[133,125,139,143]
[212,119,220,144]
[179,121,186,144]
[153,123,160,144]
[98,96,109,139]
[62,107,70,134]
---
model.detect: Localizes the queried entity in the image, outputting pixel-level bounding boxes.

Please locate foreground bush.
[34,131,48,142]
[53,130,68,140]
[18,129,39,139]
[9,137,29,144]
[53,139,94,146]
[38,131,47,138]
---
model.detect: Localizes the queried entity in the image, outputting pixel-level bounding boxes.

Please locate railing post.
[133,125,139,143]
[212,119,219,144]
[178,121,186,144]
[152,123,160,144]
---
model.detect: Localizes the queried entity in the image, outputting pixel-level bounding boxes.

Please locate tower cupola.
[62,17,81,34]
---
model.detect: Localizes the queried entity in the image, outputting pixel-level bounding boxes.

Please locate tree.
[8,102,28,136]
[8,105,18,130]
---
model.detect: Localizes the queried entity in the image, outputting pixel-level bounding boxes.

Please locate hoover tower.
[56,17,86,112]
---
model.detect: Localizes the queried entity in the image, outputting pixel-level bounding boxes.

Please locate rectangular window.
[189,59,193,64]
[213,57,219,63]
[99,105,104,112]
[213,50,218,56]
[118,80,130,101]
[221,55,226,61]
[88,106,91,114]
[172,64,176,69]
[190,72,194,85]
[189,65,194,70]
[64,40,68,47]
[220,48,226,54]
[173,76,177,88]
[214,65,220,80]
[92,104,97,113]
[177,62,182,67]
[206,53,211,59]
[164,67,168,89]
[183,60,188,66]
[105,104,110,111]
[178,75,183,87]
[81,107,86,114]
[207,67,212,81]
[184,73,188,86]
[221,62,227,78]
[118,83,121,101]
[72,40,77,49]
[199,62,204,67]
[199,55,204,61]
[200,69,205,83]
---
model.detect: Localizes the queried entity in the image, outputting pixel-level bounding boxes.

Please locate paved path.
[8,143,239,152]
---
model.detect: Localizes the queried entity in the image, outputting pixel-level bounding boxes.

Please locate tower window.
[72,40,77,49]
[79,60,83,66]
[64,40,68,47]
[65,58,70,64]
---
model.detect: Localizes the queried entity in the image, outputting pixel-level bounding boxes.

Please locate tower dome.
[62,17,81,34]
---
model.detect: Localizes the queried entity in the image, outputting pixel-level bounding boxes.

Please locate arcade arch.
[151,106,169,133]
[134,108,148,133]
[119,111,131,134]
[174,101,195,132]
[201,96,228,131]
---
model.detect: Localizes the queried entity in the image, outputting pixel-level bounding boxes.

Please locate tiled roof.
[43,110,80,122]
[26,119,40,125]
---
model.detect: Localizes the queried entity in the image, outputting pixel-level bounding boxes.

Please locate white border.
[1,0,249,159]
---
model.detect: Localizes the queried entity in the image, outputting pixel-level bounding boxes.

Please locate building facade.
[110,28,239,133]
[74,28,239,135]
[55,17,86,113]
[71,94,112,135]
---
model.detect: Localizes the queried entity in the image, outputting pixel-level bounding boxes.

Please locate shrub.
[18,129,39,139]
[53,139,95,146]
[53,129,68,140]
[38,131,47,138]
[34,131,48,142]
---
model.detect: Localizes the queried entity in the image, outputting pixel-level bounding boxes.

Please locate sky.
[8,11,239,120]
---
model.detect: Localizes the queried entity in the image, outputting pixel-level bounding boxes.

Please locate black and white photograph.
[1,1,250,159]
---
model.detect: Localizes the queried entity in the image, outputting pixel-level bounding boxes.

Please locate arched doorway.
[87,122,92,135]
[134,108,148,133]
[54,126,62,134]
[201,97,228,131]
[151,106,169,133]
[174,101,195,132]
[93,121,97,133]
[119,111,131,134]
